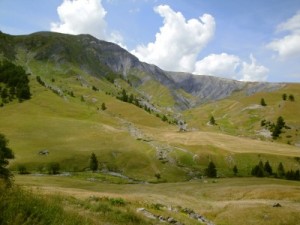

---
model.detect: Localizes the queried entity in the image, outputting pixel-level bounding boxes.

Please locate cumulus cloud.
[194,53,268,81]
[267,11,300,59]
[131,5,215,72]
[194,53,240,78]
[240,54,269,81]
[51,0,123,45]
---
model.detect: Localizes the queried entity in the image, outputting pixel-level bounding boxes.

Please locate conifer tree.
[260,98,267,106]
[277,162,285,178]
[89,153,98,172]
[206,161,217,178]
[0,134,14,187]
[210,116,216,125]
[233,165,238,176]
[264,161,273,176]
[101,102,107,110]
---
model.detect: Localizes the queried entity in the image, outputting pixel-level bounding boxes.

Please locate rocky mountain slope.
[0,31,284,110]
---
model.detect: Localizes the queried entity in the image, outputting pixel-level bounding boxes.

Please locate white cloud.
[277,11,300,32]
[194,53,240,78]
[131,5,215,72]
[51,0,124,46]
[240,54,269,81]
[267,11,300,59]
[193,53,268,81]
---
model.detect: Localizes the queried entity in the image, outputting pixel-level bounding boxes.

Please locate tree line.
[251,160,300,181]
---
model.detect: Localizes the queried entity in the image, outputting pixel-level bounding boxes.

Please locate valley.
[0,31,300,225]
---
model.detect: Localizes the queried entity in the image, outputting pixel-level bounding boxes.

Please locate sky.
[1,0,300,82]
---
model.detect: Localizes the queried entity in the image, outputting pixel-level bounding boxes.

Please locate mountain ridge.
[0,31,288,109]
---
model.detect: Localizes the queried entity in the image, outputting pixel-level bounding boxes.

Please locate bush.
[47,162,60,175]
[18,165,30,175]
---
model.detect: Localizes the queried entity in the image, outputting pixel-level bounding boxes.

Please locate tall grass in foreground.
[0,185,154,225]
[0,186,92,225]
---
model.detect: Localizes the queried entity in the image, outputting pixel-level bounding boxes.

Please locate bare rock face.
[166,72,284,104]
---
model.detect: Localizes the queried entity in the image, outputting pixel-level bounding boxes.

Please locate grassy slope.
[1,57,189,181]
[1,67,300,180]
[184,83,300,145]
[15,175,300,225]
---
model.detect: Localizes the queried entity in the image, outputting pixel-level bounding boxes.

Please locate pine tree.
[210,116,216,125]
[277,162,285,178]
[0,133,15,187]
[264,161,273,176]
[272,116,285,139]
[206,161,217,178]
[233,165,238,176]
[260,98,267,106]
[282,93,287,101]
[251,160,265,177]
[288,94,295,102]
[101,102,107,110]
[89,153,98,172]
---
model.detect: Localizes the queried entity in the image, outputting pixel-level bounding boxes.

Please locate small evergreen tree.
[251,160,265,177]
[121,89,128,102]
[288,94,295,102]
[272,116,285,139]
[233,165,238,176]
[162,115,168,122]
[0,133,14,187]
[264,161,273,176]
[210,116,216,125]
[260,98,267,106]
[101,102,107,110]
[206,161,217,178]
[128,94,134,104]
[89,153,98,172]
[277,162,285,178]
[282,93,287,101]
[155,173,161,180]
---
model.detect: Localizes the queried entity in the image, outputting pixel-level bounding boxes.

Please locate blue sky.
[1,0,300,82]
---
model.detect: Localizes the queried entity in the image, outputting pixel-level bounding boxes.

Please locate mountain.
[0,31,283,110]
[2,31,300,225]
[0,31,299,181]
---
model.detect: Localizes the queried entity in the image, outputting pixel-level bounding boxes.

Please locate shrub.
[260,98,267,106]
[47,162,60,175]
[18,165,29,175]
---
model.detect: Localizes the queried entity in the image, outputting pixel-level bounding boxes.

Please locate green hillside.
[1,31,300,225]
[1,60,299,182]
[184,83,300,145]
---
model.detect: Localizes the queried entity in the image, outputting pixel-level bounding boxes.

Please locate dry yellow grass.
[144,128,300,156]
[16,175,300,225]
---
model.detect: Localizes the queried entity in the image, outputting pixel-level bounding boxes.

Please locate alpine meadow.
[0,29,300,225]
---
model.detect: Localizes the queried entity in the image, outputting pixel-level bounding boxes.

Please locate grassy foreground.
[12,175,300,225]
